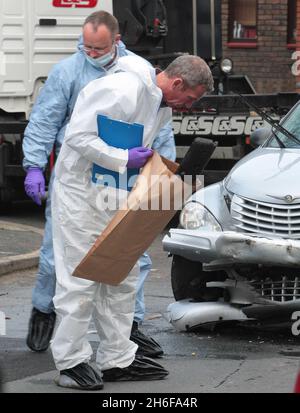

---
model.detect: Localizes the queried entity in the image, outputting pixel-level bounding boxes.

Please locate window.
[287,0,296,45]
[228,0,257,43]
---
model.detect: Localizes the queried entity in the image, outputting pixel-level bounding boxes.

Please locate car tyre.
[171,254,227,301]
[171,255,205,301]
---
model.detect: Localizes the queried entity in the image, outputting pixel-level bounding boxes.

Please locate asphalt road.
[0,200,300,393]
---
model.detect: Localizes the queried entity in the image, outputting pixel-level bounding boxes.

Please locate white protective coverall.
[51,55,172,371]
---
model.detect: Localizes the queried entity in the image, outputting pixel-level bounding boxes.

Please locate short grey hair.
[165,55,214,93]
[83,11,119,38]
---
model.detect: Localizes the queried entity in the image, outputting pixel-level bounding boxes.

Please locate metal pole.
[210,0,216,60]
[192,0,198,55]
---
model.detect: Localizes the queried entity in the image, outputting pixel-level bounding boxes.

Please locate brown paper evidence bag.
[73,152,192,286]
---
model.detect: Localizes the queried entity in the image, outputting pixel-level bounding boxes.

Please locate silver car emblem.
[266,194,300,203]
[285,195,293,203]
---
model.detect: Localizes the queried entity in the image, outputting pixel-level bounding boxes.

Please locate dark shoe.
[56,363,104,390]
[130,321,164,358]
[26,307,56,352]
[102,355,169,382]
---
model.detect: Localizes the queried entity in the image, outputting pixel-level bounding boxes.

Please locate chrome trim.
[231,195,300,239]
[250,276,300,302]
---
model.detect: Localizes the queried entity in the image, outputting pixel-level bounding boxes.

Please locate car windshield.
[266,102,300,148]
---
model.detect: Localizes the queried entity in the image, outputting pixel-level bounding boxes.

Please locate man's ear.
[172,78,184,90]
[115,34,121,43]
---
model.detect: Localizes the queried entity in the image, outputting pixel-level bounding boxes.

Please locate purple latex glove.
[24,167,45,206]
[127,147,153,169]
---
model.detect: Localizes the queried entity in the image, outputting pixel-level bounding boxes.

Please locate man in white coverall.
[23,11,174,358]
[51,54,213,390]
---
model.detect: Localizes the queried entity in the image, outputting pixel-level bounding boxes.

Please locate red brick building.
[221,0,300,92]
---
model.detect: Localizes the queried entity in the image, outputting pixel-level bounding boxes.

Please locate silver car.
[163,100,300,332]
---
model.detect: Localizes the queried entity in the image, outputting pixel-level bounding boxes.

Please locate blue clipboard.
[92,115,144,191]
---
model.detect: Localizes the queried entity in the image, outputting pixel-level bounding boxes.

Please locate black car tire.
[171,254,227,301]
[171,255,205,301]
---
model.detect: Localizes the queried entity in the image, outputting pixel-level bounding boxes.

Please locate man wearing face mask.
[23,10,175,358]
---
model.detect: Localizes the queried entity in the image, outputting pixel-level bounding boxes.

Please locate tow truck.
[0,0,299,209]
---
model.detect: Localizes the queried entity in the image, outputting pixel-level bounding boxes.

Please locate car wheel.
[171,254,227,301]
[171,255,202,301]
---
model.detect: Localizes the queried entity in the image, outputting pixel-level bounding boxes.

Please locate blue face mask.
[84,46,116,69]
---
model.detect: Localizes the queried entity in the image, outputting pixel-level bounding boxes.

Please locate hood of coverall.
[115,55,158,91]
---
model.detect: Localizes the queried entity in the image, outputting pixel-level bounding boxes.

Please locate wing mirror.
[250,126,271,148]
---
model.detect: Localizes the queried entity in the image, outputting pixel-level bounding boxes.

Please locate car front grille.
[250,276,300,302]
[231,195,300,239]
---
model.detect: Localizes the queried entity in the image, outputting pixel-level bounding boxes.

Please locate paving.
[0,213,299,394]
[0,220,43,277]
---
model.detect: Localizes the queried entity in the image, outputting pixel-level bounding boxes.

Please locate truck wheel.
[171,254,227,301]
[0,201,11,214]
[0,190,11,214]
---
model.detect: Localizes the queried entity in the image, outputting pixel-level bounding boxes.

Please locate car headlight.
[220,58,233,74]
[179,202,222,231]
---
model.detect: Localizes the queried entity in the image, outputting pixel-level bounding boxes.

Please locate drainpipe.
[192,0,198,55]
[210,0,216,61]
[296,0,300,91]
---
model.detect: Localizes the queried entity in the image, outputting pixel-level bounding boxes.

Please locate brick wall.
[222,0,296,93]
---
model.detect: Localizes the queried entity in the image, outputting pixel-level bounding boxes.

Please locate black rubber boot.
[56,363,104,390]
[102,355,169,382]
[26,307,56,352]
[130,321,164,358]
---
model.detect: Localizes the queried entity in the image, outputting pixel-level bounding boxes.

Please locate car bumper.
[167,299,300,331]
[167,300,252,331]
[163,229,300,267]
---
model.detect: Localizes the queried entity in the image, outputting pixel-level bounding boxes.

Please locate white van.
[0,0,112,117]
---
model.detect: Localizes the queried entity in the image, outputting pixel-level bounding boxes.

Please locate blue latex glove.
[24,167,46,206]
[127,147,153,169]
